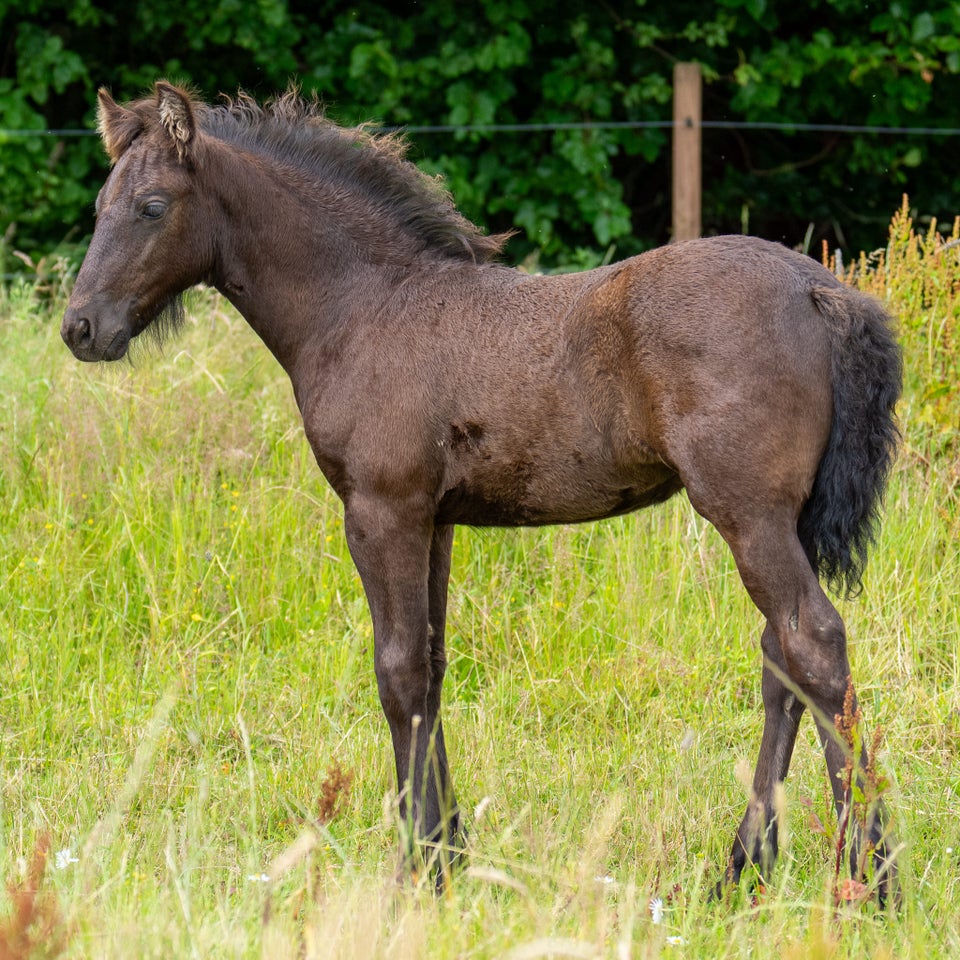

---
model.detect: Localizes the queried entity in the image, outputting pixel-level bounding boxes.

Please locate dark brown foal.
[62,83,901,895]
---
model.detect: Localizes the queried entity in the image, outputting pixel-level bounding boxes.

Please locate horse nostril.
[68,316,92,347]
[62,311,96,354]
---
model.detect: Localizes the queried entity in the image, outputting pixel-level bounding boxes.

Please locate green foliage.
[839,197,960,469]
[2,1,960,268]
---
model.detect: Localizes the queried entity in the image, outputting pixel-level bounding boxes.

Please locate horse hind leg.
[779,576,896,901]
[723,620,806,891]
[708,510,895,897]
[783,575,898,902]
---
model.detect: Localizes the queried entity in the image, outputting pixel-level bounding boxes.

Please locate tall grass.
[0,205,957,957]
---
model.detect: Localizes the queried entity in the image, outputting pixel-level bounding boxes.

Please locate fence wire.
[3,120,960,138]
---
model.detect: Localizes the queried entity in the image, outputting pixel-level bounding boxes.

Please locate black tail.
[798,285,902,598]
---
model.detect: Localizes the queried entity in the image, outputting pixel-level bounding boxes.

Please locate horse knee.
[375,642,430,723]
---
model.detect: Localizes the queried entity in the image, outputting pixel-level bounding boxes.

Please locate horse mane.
[194,90,510,264]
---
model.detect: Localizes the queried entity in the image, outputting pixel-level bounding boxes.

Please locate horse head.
[62,82,208,361]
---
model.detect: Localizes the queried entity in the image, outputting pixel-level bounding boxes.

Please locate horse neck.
[204,143,411,372]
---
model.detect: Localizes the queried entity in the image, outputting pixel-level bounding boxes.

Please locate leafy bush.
[3,1,960,270]
[841,197,960,475]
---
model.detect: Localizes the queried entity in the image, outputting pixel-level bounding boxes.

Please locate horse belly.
[435,457,681,527]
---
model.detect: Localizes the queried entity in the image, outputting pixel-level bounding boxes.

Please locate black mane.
[198,91,508,264]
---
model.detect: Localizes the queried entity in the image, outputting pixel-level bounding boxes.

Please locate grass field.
[0,204,958,957]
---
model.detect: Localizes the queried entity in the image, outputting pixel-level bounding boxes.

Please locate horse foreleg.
[425,523,464,885]
[344,496,457,885]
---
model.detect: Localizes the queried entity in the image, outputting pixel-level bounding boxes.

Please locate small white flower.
[595,874,616,886]
[666,935,686,946]
[649,897,664,924]
[247,873,270,883]
[54,848,79,870]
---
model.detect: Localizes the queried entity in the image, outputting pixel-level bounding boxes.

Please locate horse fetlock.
[396,788,465,892]
[836,804,899,907]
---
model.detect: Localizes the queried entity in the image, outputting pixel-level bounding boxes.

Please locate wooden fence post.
[672,62,702,242]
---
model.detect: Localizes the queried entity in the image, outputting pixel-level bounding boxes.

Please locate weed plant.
[0,203,957,956]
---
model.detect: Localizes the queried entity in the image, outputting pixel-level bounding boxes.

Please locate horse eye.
[141,201,166,220]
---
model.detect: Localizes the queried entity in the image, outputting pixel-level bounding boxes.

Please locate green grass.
[0,212,958,957]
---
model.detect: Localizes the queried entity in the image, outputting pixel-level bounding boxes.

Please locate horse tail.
[797,284,902,598]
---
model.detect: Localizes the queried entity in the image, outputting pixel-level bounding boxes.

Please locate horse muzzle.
[61,304,133,362]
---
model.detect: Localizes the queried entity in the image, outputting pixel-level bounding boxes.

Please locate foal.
[62,82,902,895]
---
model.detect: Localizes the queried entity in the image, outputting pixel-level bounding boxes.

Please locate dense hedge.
[3,0,960,271]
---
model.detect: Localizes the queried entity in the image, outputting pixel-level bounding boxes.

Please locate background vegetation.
[1,1,959,955]
[0,201,957,955]
[3,0,960,271]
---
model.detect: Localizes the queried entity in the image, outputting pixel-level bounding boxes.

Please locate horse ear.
[156,81,197,163]
[97,88,143,164]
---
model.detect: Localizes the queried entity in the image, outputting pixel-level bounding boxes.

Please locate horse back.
[435,236,843,528]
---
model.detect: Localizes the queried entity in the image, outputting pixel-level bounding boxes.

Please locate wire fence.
[3,120,960,137]
[3,116,958,281]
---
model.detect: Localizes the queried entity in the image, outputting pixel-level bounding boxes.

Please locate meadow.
[0,201,957,957]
